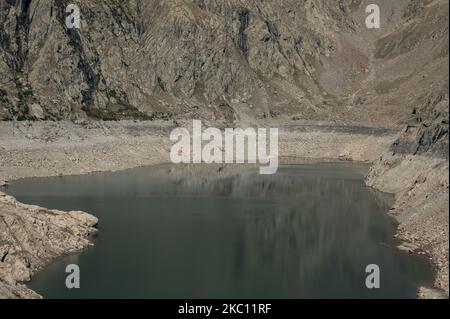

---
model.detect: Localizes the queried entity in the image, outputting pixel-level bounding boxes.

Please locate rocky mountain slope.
[0,0,448,129]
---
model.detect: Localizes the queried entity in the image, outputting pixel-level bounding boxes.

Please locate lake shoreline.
[0,120,447,299]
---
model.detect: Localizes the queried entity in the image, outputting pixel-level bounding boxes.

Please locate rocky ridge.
[0,0,447,128]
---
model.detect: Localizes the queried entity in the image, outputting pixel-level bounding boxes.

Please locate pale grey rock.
[367,154,449,297]
[29,103,45,120]
[417,287,448,299]
[0,193,98,299]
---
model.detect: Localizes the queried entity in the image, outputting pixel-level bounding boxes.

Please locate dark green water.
[6,163,432,299]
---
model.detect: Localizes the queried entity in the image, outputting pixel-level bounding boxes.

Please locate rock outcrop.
[0,191,98,299]
[367,153,449,298]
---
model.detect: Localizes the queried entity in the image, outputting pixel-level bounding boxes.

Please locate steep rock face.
[0,0,352,122]
[391,96,448,159]
[0,0,447,126]
[374,0,449,158]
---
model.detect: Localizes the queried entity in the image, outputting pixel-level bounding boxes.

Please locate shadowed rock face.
[391,94,449,159]
[0,0,448,150]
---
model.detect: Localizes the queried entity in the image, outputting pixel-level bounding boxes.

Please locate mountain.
[0,0,447,128]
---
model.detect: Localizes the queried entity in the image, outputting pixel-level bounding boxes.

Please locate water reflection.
[8,163,432,298]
